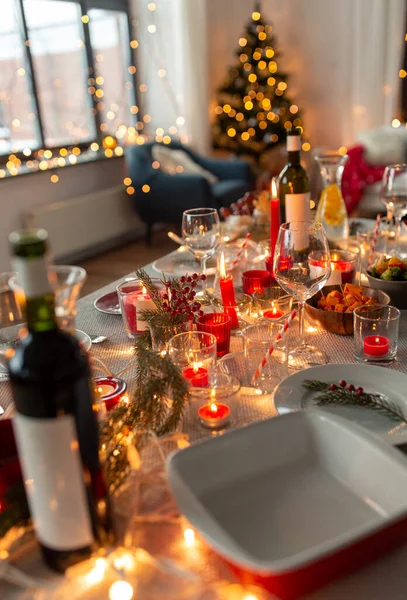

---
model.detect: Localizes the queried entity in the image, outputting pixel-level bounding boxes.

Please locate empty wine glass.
[182,208,220,288]
[273,221,331,368]
[381,164,407,256]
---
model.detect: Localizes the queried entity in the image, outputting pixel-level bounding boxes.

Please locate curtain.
[129,0,209,154]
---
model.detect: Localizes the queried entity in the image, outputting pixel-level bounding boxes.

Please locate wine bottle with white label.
[278,128,311,224]
[8,229,115,573]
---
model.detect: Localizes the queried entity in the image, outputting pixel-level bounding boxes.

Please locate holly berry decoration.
[161,273,206,320]
[220,192,256,218]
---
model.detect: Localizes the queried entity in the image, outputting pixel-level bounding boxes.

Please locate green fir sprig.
[302,380,407,424]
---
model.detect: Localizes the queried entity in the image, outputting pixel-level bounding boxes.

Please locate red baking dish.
[166,411,407,599]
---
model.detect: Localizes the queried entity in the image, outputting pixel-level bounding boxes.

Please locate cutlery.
[90,335,108,344]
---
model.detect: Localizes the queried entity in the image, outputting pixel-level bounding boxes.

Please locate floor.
[78,229,177,296]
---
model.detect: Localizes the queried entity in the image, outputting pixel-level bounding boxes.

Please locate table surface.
[3,252,407,599]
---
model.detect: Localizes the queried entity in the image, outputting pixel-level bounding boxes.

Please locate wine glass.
[182,208,220,288]
[381,164,407,256]
[273,221,331,368]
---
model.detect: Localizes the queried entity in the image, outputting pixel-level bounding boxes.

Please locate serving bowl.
[167,411,407,599]
[305,285,390,335]
[366,272,407,309]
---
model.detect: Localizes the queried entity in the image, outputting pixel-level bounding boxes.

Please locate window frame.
[0,0,138,165]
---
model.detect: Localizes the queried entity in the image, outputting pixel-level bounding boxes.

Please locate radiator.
[23,185,142,261]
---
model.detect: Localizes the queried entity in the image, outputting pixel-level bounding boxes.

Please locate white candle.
[134,286,156,331]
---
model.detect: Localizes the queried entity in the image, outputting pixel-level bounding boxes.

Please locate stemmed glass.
[381,164,407,256]
[182,208,220,288]
[273,221,331,368]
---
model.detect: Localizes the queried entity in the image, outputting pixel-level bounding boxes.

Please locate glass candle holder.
[243,322,288,393]
[354,304,400,363]
[196,312,232,357]
[242,269,270,295]
[117,278,162,339]
[168,331,217,388]
[253,286,293,320]
[213,292,252,326]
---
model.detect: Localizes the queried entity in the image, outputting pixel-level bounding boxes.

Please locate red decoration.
[183,366,209,387]
[263,308,284,320]
[270,178,280,273]
[94,376,128,411]
[218,251,239,328]
[242,270,270,295]
[198,401,230,429]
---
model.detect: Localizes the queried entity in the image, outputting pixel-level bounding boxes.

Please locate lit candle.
[94,376,128,411]
[219,252,239,328]
[363,335,390,357]
[183,363,209,387]
[270,178,280,278]
[133,286,156,331]
[263,305,284,320]
[198,391,230,429]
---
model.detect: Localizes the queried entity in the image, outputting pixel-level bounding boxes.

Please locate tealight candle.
[363,335,390,357]
[198,399,230,429]
[94,376,128,411]
[183,364,209,387]
[263,306,284,320]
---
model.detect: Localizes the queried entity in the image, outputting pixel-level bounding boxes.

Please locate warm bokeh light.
[238,37,247,47]
[183,528,195,547]
[142,184,150,193]
[50,174,59,183]
[108,580,134,600]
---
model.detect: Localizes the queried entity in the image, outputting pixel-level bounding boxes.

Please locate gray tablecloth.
[3,254,407,599]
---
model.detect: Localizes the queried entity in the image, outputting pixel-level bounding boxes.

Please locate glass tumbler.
[253,287,292,320]
[168,331,217,388]
[243,321,288,393]
[354,304,400,363]
[196,312,232,357]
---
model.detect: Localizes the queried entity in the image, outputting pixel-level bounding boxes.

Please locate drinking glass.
[273,221,331,367]
[243,322,287,393]
[354,304,400,363]
[168,331,217,389]
[381,164,407,255]
[182,208,220,287]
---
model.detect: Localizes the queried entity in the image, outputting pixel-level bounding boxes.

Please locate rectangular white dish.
[167,411,407,599]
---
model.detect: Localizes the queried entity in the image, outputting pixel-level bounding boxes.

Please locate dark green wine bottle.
[8,229,115,573]
[278,128,311,223]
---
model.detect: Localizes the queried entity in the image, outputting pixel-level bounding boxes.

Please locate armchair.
[126,141,253,243]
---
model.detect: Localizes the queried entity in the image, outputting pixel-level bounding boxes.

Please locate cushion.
[151,145,218,184]
[357,126,407,166]
[212,179,249,207]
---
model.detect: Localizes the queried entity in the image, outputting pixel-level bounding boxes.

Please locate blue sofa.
[126,141,253,243]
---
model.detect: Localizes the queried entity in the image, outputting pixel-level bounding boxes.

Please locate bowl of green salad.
[366,255,407,309]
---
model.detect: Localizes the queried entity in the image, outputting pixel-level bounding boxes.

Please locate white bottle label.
[287,136,301,151]
[13,414,93,550]
[12,256,51,299]
[285,192,311,223]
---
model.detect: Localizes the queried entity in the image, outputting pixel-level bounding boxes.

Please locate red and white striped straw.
[251,309,297,383]
[368,213,381,266]
[227,232,252,275]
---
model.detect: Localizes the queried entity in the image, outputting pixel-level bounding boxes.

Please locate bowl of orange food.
[305,283,391,335]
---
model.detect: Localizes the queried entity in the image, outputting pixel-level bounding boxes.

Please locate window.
[0,0,136,159]
[0,0,40,153]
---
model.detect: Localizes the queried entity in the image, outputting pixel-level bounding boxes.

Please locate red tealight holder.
[94,376,128,411]
[241,270,270,295]
[263,308,284,320]
[363,335,390,357]
[198,401,230,429]
[197,313,232,357]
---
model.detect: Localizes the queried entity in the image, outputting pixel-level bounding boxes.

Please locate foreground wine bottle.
[278,127,311,223]
[8,229,115,573]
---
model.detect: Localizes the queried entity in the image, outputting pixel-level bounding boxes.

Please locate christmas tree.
[212,4,303,161]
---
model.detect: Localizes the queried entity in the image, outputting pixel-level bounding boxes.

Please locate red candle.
[197,312,231,357]
[94,376,128,411]
[242,270,270,295]
[198,401,230,429]
[219,252,239,328]
[263,307,284,320]
[182,366,209,387]
[270,178,280,269]
[363,335,390,357]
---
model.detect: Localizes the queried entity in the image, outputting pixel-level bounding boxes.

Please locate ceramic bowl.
[366,272,407,310]
[305,285,391,336]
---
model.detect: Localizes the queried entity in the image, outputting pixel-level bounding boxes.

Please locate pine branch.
[302,380,407,424]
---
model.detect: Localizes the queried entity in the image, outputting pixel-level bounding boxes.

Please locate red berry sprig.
[161,273,206,320]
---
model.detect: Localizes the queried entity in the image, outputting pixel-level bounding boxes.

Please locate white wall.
[0,157,138,272]
[206,0,405,149]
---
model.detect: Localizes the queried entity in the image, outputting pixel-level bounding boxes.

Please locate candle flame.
[271,178,278,198]
[142,285,147,295]
[219,251,227,279]
[184,528,195,547]
[375,337,380,343]
[192,362,201,373]
[272,305,277,315]
[210,402,218,413]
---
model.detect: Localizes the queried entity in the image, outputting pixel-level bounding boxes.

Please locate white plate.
[153,248,216,277]
[274,364,407,445]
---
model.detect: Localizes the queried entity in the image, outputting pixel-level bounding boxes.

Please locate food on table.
[369,255,407,281]
[316,283,377,313]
